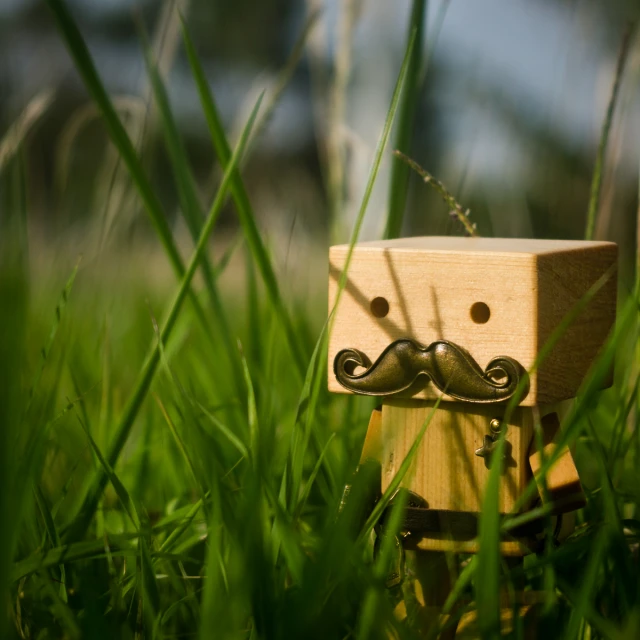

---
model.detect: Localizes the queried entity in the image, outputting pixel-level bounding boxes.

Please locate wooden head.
[328,237,617,406]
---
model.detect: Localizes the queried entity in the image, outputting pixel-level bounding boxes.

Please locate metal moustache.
[333,339,527,403]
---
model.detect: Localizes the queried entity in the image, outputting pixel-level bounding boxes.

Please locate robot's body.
[328,237,617,633]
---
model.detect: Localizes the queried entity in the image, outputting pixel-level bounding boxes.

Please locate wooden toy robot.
[328,237,617,635]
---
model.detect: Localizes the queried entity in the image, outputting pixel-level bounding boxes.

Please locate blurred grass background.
[2,0,640,638]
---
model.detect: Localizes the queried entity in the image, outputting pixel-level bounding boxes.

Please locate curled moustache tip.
[484,364,512,389]
[334,348,371,378]
[485,356,526,389]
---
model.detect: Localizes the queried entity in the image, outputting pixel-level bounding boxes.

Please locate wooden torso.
[379,400,565,555]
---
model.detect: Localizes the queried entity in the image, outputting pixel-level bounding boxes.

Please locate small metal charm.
[475,434,498,459]
[475,417,510,467]
[489,417,503,435]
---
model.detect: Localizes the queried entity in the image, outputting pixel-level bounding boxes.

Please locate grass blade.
[247,9,320,150]
[181,19,307,377]
[295,432,336,516]
[64,93,263,542]
[357,489,409,639]
[393,150,478,236]
[0,263,28,633]
[238,341,259,463]
[475,431,506,638]
[28,259,80,409]
[0,89,54,173]
[139,535,161,631]
[384,2,427,239]
[442,556,476,615]
[141,29,245,397]
[154,393,203,495]
[33,485,69,604]
[563,531,609,639]
[47,0,182,270]
[359,398,439,542]
[585,21,635,240]
[11,534,141,583]
[76,414,141,531]
[329,33,415,335]
[511,291,635,514]
[158,497,205,554]
[46,0,221,364]
[196,400,249,459]
[288,321,332,510]
[37,577,82,639]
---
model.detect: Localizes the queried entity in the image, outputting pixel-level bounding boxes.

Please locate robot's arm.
[528,412,586,513]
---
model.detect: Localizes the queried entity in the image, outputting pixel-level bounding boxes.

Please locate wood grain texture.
[380,400,533,514]
[535,247,617,402]
[379,400,539,555]
[328,237,617,406]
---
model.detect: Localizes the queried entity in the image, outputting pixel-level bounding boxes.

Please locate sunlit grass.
[1,1,639,639]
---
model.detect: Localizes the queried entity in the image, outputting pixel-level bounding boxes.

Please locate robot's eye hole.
[370,296,389,318]
[470,301,491,324]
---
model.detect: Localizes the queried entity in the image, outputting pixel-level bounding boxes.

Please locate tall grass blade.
[12,534,141,582]
[198,477,229,640]
[288,321,332,510]
[564,530,609,639]
[158,497,205,554]
[329,32,416,334]
[0,89,54,173]
[33,485,68,602]
[511,293,636,514]
[0,265,27,637]
[64,94,262,542]
[262,482,305,585]
[248,9,320,150]
[141,31,245,397]
[384,2,427,240]
[28,260,79,408]
[585,21,635,240]
[442,556,476,615]
[244,246,262,368]
[46,0,224,364]
[154,393,203,496]
[76,414,141,531]
[357,489,408,639]
[294,38,415,515]
[196,400,249,459]
[585,419,635,613]
[47,0,232,396]
[181,19,307,376]
[139,536,161,633]
[238,341,259,464]
[295,432,336,516]
[46,0,182,270]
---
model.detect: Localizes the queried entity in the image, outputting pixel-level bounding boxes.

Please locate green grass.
[2,2,640,638]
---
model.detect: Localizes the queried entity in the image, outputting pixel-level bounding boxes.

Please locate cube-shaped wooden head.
[328,237,617,406]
